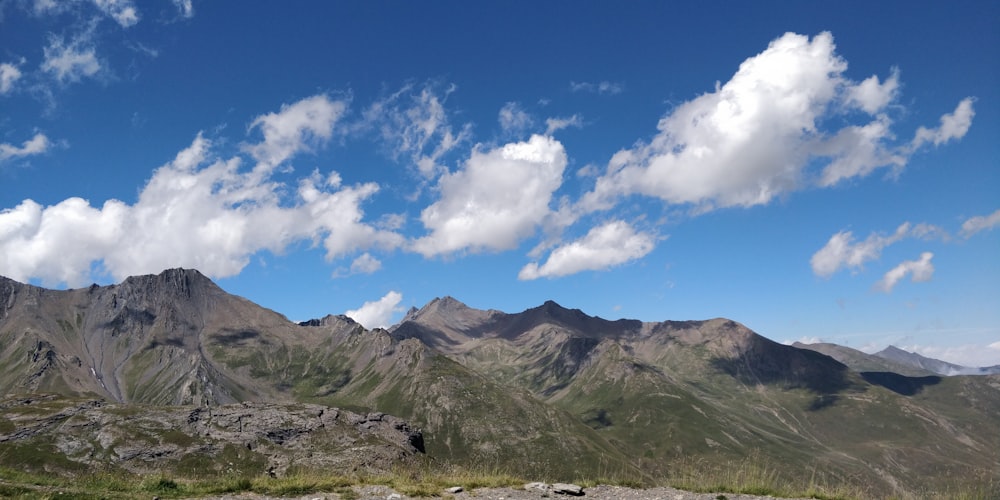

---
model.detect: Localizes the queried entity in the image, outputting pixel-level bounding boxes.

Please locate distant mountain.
[792,342,937,377]
[2,270,999,497]
[392,296,999,495]
[874,345,1000,376]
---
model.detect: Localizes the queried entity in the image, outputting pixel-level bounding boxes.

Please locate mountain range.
[1,268,998,497]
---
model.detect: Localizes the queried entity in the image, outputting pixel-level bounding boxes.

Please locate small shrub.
[335,487,360,500]
[142,475,180,493]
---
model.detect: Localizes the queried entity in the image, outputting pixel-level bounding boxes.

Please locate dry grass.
[0,461,995,499]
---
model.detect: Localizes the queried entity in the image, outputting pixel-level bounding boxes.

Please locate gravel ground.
[189,483,815,500]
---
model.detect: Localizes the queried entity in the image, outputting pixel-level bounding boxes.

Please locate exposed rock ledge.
[0,394,424,477]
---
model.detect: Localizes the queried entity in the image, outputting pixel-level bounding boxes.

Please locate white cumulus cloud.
[519,220,655,280]
[412,134,567,256]
[0,96,402,287]
[581,32,974,213]
[875,252,934,293]
[245,94,347,170]
[345,291,404,330]
[960,209,1000,238]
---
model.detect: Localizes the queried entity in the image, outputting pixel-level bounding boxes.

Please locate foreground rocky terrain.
[0,394,424,477]
[2,269,998,498]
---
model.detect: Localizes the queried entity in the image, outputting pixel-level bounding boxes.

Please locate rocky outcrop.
[0,394,425,476]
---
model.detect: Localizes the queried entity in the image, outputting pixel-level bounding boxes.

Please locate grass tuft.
[665,451,865,500]
[141,475,180,493]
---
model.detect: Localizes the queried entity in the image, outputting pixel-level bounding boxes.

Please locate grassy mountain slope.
[0,271,631,480]
[2,272,998,496]
[393,297,1000,497]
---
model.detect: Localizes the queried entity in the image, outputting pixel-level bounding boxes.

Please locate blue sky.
[2,1,998,366]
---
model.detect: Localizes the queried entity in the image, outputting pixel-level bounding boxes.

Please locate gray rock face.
[0,394,425,476]
[552,483,585,496]
[523,482,585,496]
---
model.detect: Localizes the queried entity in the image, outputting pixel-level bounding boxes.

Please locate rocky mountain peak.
[878,345,909,356]
[299,314,358,328]
[427,295,472,312]
[507,300,642,340]
[119,268,216,296]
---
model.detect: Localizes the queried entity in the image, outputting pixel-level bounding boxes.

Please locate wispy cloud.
[811,223,918,278]
[0,61,24,94]
[570,80,624,95]
[910,98,975,150]
[172,0,194,19]
[960,209,1000,238]
[875,252,934,292]
[91,0,140,27]
[498,101,534,134]
[812,209,995,287]
[544,114,583,135]
[33,0,140,26]
[0,133,50,164]
[333,252,382,278]
[245,94,347,170]
[519,220,655,280]
[41,32,102,84]
[361,82,471,178]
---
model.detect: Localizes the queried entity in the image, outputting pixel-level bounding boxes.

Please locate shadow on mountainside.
[860,371,942,396]
[710,337,856,410]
